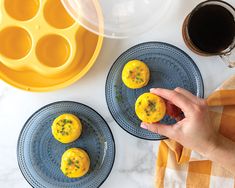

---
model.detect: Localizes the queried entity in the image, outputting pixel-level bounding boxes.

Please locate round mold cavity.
[36,34,71,67]
[44,0,75,29]
[0,26,32,60]
[4,0,40,21]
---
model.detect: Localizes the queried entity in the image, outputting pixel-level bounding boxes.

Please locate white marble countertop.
[0,0,235,187]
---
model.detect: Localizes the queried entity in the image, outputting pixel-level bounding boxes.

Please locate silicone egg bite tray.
[0,0,103,91]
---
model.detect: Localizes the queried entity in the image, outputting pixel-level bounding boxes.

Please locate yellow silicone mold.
[0,0,103,91]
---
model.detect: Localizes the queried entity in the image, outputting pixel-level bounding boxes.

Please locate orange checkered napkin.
[155,75,235,188]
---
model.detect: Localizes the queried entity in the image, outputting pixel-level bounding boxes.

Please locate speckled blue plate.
[17,101,115,188]
[106,42,204,140]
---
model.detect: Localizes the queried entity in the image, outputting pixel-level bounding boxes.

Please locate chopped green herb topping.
[75,165,80,169]
[67,159,73,166]
[148,100,156,112]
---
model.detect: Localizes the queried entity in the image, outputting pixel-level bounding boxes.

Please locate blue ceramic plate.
[106,42,204,140]
[17,101,115,188]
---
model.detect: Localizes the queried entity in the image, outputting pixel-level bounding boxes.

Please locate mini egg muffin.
[135,93,166,123]
[51,114,82,144]
[122,60,150,89]
[61,148,90,178]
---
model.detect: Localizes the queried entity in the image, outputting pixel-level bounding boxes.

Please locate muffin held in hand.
[61,148,90,178]
[135,93,166,123]
[51,114,82,143]
[122,60,150,89]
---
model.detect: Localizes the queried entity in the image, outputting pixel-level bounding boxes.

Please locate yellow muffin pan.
[0,0,103,91]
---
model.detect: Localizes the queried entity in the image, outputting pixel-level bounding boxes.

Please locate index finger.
[150,88,194,113]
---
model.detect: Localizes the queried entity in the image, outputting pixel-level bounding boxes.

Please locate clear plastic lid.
[61,0,172,38]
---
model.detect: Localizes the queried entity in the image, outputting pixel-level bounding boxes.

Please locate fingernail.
[140,123,148,129]
[150,88,155,92]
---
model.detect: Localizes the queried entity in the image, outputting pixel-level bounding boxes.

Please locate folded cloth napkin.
[155,75,235,188]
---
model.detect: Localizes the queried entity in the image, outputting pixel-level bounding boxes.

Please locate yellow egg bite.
[135,93,166,123]
[61,148,90,178]
[122,60,150,89]
[51,114,82,144]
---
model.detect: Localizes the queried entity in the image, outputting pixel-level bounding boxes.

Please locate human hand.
[140,87,218,156]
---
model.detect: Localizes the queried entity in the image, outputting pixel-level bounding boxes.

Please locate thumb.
[140,122,175,139]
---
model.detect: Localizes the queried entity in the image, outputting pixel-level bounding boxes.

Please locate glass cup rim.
[186,0,235,55]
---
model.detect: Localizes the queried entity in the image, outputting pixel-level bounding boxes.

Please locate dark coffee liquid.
[188,4,235,53]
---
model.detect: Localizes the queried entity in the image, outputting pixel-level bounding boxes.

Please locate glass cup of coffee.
[182,0,235,68]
